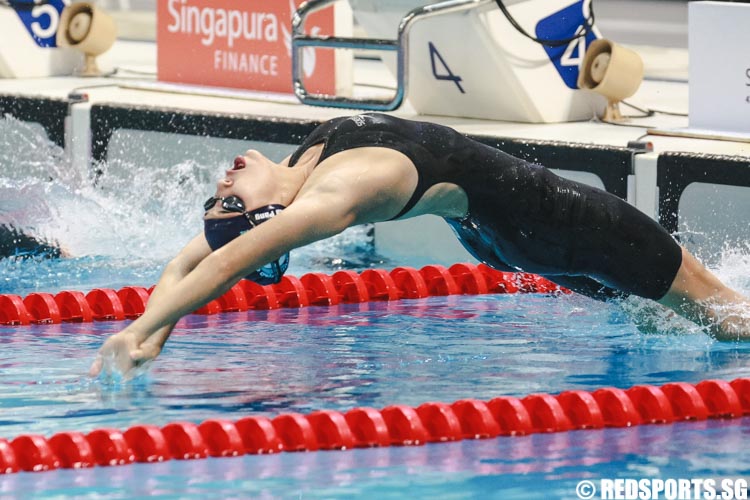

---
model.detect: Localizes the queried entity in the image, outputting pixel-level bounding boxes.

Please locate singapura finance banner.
[157,0,338,94]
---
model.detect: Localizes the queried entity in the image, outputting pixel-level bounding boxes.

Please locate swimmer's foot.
[712,314,750,341]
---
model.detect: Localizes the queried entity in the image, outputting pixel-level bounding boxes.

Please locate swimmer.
[0,225,62,260]
[90,113,750,377]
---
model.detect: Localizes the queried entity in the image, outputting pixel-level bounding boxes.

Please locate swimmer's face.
[205,149,278,219]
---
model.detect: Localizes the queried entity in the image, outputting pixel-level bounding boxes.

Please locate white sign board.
[689,1,750,134]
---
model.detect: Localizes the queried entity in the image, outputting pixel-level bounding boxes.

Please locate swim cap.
[203,204,290,285]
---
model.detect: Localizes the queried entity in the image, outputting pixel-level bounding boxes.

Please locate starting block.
[0,0,80,77]
[293,0,607,122]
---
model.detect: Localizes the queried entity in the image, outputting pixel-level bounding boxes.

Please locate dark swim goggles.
[203,196,289,285]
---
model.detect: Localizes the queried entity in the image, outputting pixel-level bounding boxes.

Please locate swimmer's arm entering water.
[89,193,361,378]
[89,233,212,377]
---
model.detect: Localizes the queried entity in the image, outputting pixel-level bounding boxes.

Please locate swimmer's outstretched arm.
[89,233,212,377]
[89,194,358,378]
[90,151,417,377]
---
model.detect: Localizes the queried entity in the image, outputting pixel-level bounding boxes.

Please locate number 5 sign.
[0,0,81,77]
[12,0,71,47]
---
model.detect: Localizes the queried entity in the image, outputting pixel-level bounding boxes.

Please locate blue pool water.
[6,292,749,438]
[3,294,750,498]
[2,117,750,498]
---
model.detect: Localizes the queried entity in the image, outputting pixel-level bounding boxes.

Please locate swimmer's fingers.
[131,335,163,363]
[89,356,103,377]
[116,345,160,382]
[122,359,154,382]
[89,351,121,380]
[89,332,142,379]
[89,344,116,378]
[129,347,160,366]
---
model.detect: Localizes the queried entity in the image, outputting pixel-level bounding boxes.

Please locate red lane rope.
[0,263,568,327]
[1,378,749,474]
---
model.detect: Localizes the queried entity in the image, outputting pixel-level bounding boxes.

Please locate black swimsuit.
[289,113,682,301]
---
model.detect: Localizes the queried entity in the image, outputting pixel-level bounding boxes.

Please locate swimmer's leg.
[658,247,750,340]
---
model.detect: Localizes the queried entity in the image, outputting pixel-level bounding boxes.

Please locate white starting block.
[0,0,81,77]
[293,0,607,122]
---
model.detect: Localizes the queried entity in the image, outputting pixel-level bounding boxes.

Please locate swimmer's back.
[288,114,682,302]
[288,113,529,219]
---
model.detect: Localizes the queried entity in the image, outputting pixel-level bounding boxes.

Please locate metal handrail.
[292,0,491,110]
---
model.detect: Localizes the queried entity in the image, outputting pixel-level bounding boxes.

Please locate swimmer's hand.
[89,330,162,380]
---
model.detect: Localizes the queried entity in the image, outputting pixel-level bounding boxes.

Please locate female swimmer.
[91,114,750,377]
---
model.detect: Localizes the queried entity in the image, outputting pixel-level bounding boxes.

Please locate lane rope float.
[0,263,568,327]
[1,378,748,474]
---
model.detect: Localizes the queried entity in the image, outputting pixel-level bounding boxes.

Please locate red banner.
[157,0,337,94]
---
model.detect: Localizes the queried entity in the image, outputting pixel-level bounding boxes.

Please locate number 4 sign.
[536,0,598,89]
[429,42,465,94]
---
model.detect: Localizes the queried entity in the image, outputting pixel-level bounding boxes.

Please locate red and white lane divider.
[0,263,567,326]
[1,378,749,474]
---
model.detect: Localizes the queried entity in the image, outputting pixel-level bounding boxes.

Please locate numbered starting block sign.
[0,0,81,77]
[357,0,606,123]
[407,0,604,122]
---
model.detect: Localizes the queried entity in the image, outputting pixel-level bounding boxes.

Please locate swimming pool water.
[2,292,750,498]
[5,293,750,436]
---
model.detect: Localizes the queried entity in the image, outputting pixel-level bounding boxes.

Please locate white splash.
[0,116,211,260]
[713,242,750,293]
[0,116,377,273]
[620,244,750,338]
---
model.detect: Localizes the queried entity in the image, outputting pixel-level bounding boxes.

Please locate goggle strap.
[244,204,286,226]
[242,213,257,228]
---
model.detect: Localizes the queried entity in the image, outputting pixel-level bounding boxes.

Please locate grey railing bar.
[292,0,492,111]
